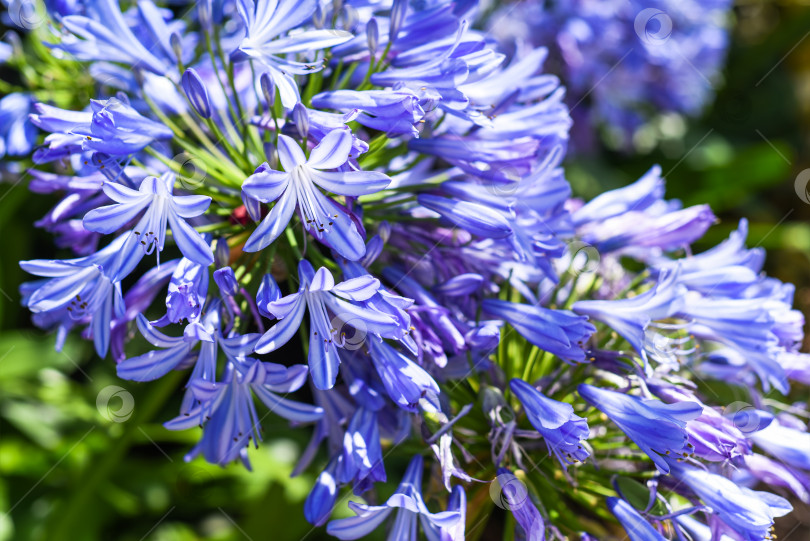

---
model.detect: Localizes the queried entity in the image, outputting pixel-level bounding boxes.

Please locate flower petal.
[277,133,307,171]
[243,187,297,252]
[243,163,291,203]
[255,296,307,353]
[167,212,214,266]
[309,169,391,196]
[307,128,353,170]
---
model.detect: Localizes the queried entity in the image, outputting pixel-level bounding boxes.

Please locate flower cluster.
[7,0,810,539]
[490,0,733,150]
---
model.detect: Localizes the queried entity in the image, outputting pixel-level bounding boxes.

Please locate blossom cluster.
[4,0,810,539]
[490,0,733,150]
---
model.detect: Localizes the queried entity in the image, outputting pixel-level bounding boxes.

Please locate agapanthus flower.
[83,172,214,265]
[510,378,589,465]
[490,0,733,149]
[578,384,701,473]
[165,359,323,467]
[668,461,791,541]
[326,454,461,540]
[241,129,390,259]
[9,0,810,538]
[254,261,404,389]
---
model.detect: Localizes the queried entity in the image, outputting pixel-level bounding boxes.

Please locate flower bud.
[367,17,379,56]
[214,237,230,268]
[181,68,212,119]
[389,0,407,43]
[260,72,275,108]
[214,267,239,296]
[170,32,183,63]
[293,102,309,139]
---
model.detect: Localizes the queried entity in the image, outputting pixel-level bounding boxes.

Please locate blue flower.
[339,407,386,494]
[305,456,341,526]
[417,193,514,239]
[572,270,685,362]
[326,454,461,540]
[116,306,259,384]
[483,299,595,363]
[366,338,440,413]
[254,260,403,390]
[750,421,810,471]
[510,378,589,465]
[152,257,210,326]
[83,173,214,266]
[311,89,430,136]
[235,0,352,107]
[241,129,390,259]
[669,461,791,541]
[165,359,323,467]
[20,233,143,356]
[606,498,665,541]
[495,468,546,541]
[0,93,37,159]
[578,384,702,473]
[54,0,177,74]
[30,97,173,158]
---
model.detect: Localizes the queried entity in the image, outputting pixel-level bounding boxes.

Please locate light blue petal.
[309,169,391,196]
[277,133,307,172]
[167,211,214,266]
[255,296,306,353]
[171,195,212,218]
[307,128,353,170]
[243,187,297,252]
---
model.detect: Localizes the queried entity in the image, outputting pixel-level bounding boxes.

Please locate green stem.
[46,372,184,541]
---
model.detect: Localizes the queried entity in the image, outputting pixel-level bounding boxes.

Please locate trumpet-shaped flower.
[241,129,390,260]
[578,384,701,473]
[254,260,402,389]
[83,173,214,266]
[326,454,461,540]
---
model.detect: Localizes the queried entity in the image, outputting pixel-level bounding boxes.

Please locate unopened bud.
[181,68,212,119]
[367,17,379,56]
[389,0,407,43]
[260,72,276,108]
[293,102,309,139]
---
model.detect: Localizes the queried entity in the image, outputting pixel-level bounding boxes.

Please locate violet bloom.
[326,454,461,540]
[116,307,259,384]
[510,378,589,465]
[484,299,595,363]
[241,129,390,260]
[750,421,810,471]
[340,407,386,494]
[152,257,210,326]
[165,359,323,468]
[366,338,441,413]
[254,260,402,390]
[572,270,685,362]
[235,0,352,107]
[607,498,665,541]
[83,173,214,266]
[20,233,142,357]
[669,461,791,541]
[0,93,37,159]
[30,97,173,157]
[495,468,546,541]
[578,384,701,473]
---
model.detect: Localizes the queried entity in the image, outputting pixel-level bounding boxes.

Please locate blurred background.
[2,1,810,540]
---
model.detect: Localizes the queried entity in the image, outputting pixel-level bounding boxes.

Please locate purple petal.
[243,187,297,252]
[167,212,214,266]
[277,133,307,171]
[309,169,391,196]
[307,128,353,170]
